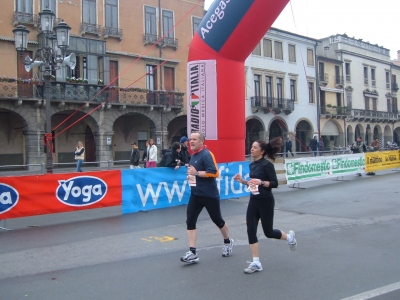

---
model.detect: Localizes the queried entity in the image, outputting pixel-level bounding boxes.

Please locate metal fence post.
[108,160,112,170]
[41,163,45,174]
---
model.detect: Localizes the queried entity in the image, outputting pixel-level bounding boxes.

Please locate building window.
[393,97,398,112]
[346,92,352,108]
[372,98,377,111]
[319,62,325,81]
[364,66,368,85]
[162,10,174,38]
[387,98,392,112]
[263,39,272,58]
[386,71,390,88]
[336,93,341,107]
[266,76,272,99]
[288,44,296,62]
[335,65,340,84]
[345,62,351,82]
[276,78,283,99]
[365,96,370,110]
[17,0,33,13]
[146,65,157,90]
[105,0,118,28]
[290,79,296,101]
[145,6,157,35]
[138,131,148,151]
[41,0,56,13]
[164,67,175,91]
[274,41,283,60]
[254,74,261,97]
[83,0,96,24]
[192,17,201,36]
[308,82,314,103]
[307,48,314,66]
[371,68,376,87]
[252,42,261,56]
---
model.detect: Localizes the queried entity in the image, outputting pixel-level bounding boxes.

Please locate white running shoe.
[244,261,263,274]
[287,230,297,251]
[180,251,199,263]
[222,238,234,257]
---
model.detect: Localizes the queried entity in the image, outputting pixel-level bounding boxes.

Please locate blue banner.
[122,161,251,214]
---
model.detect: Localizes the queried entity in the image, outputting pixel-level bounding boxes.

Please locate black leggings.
[246,195,282,244]
[186,194,225,230]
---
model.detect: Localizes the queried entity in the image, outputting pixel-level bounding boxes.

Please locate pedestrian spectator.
[157,142,185,169]
[318,136,325,156]
[130,142,140,169]
[74,141,85,172]
[142,140,149,168]
[180,132,234,264]
[370,137,380,151]
[351,136,367,176]
[233,137,297,274]
[180,136,191,166]
[146,139,157,168]
[284,136,294,158]
[309,135,318,156]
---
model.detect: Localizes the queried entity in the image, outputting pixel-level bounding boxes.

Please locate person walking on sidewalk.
[180,132,234,264]
[233,137,297,274]
[146,139,157,168]
[130,143,140,169]
[284,136,294,157]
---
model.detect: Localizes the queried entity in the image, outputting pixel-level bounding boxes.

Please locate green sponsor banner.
[285,154,365,185]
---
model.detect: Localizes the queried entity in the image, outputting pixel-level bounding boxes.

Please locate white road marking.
[341,282,400,300]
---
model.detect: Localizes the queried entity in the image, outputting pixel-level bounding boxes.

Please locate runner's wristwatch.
[260,181,265,186]
[195,171,199,176]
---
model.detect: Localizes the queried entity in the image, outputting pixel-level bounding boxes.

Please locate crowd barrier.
[1,151,399,221]
[284,150,400,185]
[0,162,251,220]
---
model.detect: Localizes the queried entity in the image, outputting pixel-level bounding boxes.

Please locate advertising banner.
[285,154,365,185]
[0,171,121,219]
[122,161,251,214]
[365,150,400,172]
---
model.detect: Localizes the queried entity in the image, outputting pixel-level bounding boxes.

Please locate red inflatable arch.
[187,0,289,162]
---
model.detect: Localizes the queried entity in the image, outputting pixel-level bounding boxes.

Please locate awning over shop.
[322,120,340,136]
[319,87,344,93]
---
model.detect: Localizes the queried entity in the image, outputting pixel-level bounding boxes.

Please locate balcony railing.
[250,96,294,114]
[392,83,398,91]
[103,27,123,40]
[161,36,178,49]
[348,109,399,123]
[321,105,349,116]
[0,81,184,108]
[13,11,38,26]
[335,76,344,86]
[319,73,328,85]
[143,33,162,46]
[80,22,102,37]
[346,75,351,82]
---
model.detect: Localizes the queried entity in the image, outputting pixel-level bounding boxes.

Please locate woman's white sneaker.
[244,261,263,274]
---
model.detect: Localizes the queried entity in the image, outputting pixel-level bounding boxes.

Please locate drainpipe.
[315,42,320,139]
[341,50,347,146]
[158,0,164,151]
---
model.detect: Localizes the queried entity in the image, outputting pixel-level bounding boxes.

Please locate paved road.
[0,170,399,300]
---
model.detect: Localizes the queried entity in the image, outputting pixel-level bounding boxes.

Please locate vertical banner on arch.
[187,60,217,140]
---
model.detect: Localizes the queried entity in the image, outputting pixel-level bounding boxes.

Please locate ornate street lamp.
[12,9,75,174]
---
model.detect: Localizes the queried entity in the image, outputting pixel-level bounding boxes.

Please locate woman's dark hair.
[171,142,181,151]
[255,137,282,161]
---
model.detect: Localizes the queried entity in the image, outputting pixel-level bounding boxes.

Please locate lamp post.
[13,9,74,174]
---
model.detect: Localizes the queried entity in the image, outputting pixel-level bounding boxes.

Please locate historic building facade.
[317,35,399,148]
[0,0,204,168]
[245,27,319,154]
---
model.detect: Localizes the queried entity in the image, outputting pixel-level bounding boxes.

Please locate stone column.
[23,129,45,172]
[94,131,114,168]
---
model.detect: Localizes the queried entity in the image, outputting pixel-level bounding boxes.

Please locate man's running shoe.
[287,230,297,251]
[180,251,199,263]
[222,238,234,257]
[244,261,263,274]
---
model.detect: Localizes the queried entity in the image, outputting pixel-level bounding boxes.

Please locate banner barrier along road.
[121,161,250,214]
[0,171,122,219]
[285,154,365,185]
[365,150,400,173]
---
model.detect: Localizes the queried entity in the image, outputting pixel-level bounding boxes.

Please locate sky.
[204,0,400,60]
